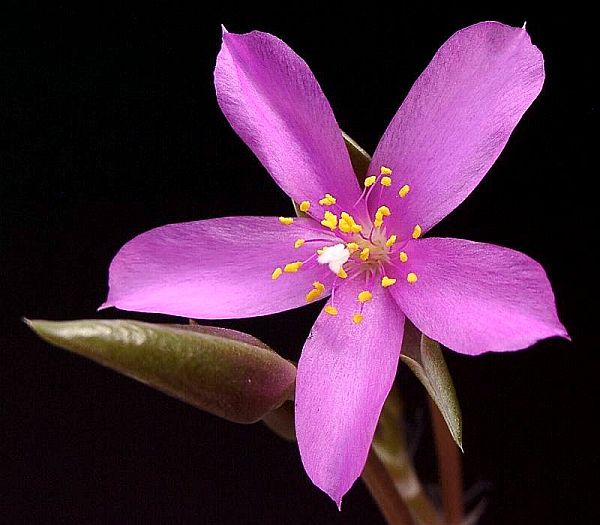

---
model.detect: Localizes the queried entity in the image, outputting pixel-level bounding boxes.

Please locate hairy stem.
[362,449,415,525]
[429,398,463,524]
[374,386,442,525]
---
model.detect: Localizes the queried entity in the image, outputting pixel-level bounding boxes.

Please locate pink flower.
[103,22,568,506]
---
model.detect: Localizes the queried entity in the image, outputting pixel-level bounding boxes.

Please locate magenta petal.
[370,22,544,237]
[296,280,404,506]
[103,217,339,319]
[215,30,361,215]
[387,238,568,355]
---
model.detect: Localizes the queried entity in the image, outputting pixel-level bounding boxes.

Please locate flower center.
[273,166,421,323]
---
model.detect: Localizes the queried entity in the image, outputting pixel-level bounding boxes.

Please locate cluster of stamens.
[273,166,421,324]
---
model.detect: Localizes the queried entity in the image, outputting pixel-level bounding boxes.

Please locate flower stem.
[429,397,463,525]
[362,449,415,525]
[374,386,442,525]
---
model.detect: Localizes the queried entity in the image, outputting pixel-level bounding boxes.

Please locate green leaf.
[26,319,296,424]
[261,400,296,441]
[400,323,463,450]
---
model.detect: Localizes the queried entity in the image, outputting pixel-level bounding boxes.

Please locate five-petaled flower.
[102,22,569,506]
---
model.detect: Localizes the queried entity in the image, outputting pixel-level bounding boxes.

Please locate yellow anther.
[271,267,282,280]
[399,251,408,263]
[412,224,422,239]
[381,276,397,287]
[364,175,377,187]
[337,267,348,279]
[377,206,391,217]
[381,176,392,187]
[359,248,370,261]
[385,234,397,248]
[313,281,325,293]
[374,205,391,227]
[398,184,410,198]
[358,290,373,303]
[316,248,324,255]
[407,272,418,284]
[380,166,392,176]
[305,289,320,302]
[319,193,337,206]
[324,305,338,316]
[299,200,311,212]
[305,288,322,302]
[284,262,303,273]
[346,242,359,253]
[339,212,362,234]
[294,239,305,249]
[321,211,338,230]
[352,313,364,324]
[279,217,294,225]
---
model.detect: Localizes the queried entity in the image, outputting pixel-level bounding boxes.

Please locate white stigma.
[317,243,350,274]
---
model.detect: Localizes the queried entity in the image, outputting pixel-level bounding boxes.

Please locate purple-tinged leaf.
[26,319,296,424]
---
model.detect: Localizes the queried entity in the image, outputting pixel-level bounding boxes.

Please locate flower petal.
[103,217,340,319]
[369,22,544,237]
[387,238,568,355]
[296,279,404,506]
[215,30,361,215]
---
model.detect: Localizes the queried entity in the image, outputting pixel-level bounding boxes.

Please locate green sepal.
[400,323,463,450]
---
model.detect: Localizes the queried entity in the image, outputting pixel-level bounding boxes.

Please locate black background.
[2,3,595,524]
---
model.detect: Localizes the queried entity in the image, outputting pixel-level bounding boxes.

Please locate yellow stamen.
[299,200,311,212]
[324,305,338,316]
[284,262,303,273]
[294,239,305,249]
[279,217,294,225]
[337,267,348,279]
[377,206,391,217]
[380,176,392,187]
[346,242,359,253]
[358,290,373,303]
[398,184,410,198]
[374,205,391,228]
[399,251,408,263]
[412,224,422,239]
[380,166,392,176]
[364,175,376,187]
[313,281,325,293]
[305,288,322,302]
[319,193,337,206]
[271,267,282,280]
[385,234,397,248]
[381,276,397,287]
[407,272,418,284]
[339,212,362,233]
[352,313,364,324]
[321,211,338,230]
[359,247,370,261]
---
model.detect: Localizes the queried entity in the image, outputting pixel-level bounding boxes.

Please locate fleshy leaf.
[400,323,463,450]
[261,400,296,441]
[26,319,296,424]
